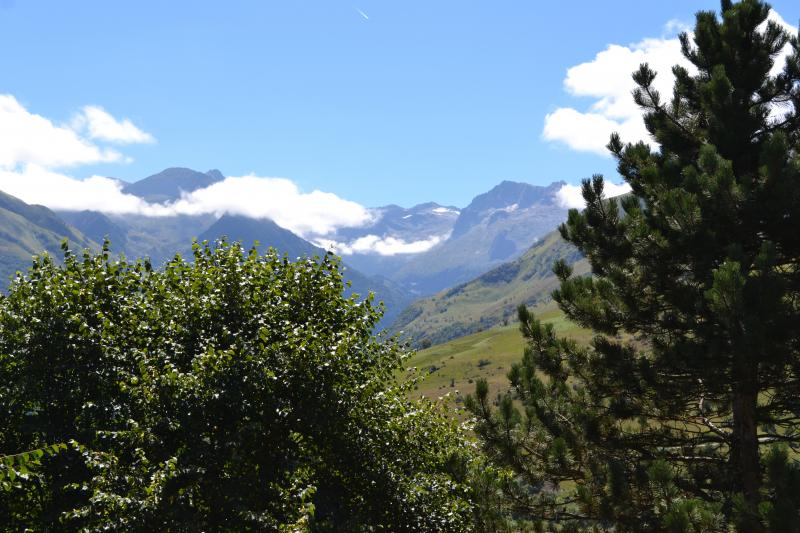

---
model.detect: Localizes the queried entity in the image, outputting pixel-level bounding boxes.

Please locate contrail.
[356,8,369,20]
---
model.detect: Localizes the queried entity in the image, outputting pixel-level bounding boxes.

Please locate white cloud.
[316,233,449,256]
[0,168,375,237]
[543,9,796,156]
[0,165,171,215]
[73,106,155,144]
[0,95,124,169]
[168,175,374,236]
[556,181,632,209]
[543,37,690,155]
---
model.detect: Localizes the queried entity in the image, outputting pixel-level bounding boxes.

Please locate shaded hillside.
[199,214,323,259]
[0,191,95,285]
[58,210,128,248]
[104,213,218,265]
[390,229,588,346]
[0,191,86,241]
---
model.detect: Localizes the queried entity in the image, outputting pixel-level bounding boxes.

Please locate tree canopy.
[469,1,800,530]
[0,240,475,531]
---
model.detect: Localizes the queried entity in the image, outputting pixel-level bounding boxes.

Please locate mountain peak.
[451,180,566,238]
[122,167,224,204]
[205,169,225,182]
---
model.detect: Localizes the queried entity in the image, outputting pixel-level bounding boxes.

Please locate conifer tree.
[468,1,800,530]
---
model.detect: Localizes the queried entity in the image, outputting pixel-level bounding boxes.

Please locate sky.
[0,0,798,225]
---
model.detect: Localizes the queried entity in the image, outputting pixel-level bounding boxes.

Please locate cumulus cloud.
[168,175,374,237]
[0,95,124,169]
[556,181,632,209]
[543,9,796,156]
[0,165,173,215]
[73,106,155,144]
[543,37,689,155]
[316,233,449,256]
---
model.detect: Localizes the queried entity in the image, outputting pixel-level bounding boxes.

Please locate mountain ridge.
[122,167,225,203]
[0,191,96,285]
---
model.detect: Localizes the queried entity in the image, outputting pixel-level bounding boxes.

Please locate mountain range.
[324,180,569,295]
[0,167,579,334]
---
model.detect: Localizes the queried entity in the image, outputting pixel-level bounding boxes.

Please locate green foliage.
[470,1,800,530]
[0,240,475,531]
[0,442,76,490]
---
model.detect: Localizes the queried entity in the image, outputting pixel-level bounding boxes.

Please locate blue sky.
[0,0,798,209]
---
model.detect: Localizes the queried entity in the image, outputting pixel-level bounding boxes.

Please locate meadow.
[404,303,593,406]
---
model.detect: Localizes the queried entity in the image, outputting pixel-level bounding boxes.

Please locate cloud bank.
[543,10,797,156]
[315,233,449,256]
[169,175,374,237]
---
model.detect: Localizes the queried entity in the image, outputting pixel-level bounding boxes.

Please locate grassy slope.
[0,194,96,286]
[391,230,589,346]
[403,303,593,405]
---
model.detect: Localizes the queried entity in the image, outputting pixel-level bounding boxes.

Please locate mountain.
[385,181,569,295]
[198,214,323,259]
[335,202,460,243]
[322,181,569,297]
[116,170,570,301]
[330,202,460,279]
[58,210,128,248]
[450,180,564,238]
[0,191,96,285]
[122,167,225,203]
[389,229,589,346]
[101,213,218,265]
[342,268,411,330]
[0,190,88,241]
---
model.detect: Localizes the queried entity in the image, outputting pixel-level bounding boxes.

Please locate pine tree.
[468,1,800,530]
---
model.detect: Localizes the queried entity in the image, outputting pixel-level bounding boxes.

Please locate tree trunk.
[731,381,761,532]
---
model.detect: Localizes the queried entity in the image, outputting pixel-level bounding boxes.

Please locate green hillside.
[0,191,96,286]
[390,229,589,346]
[403,304,592,403]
